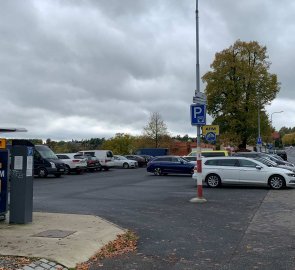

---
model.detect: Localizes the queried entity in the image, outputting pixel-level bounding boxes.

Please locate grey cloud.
[0,0,294,140]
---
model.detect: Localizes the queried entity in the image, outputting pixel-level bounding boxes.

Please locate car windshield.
[273,154,284,161]
[35,145,58,160]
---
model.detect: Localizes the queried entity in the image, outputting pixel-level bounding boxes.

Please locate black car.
[124,155,147,167]
[271,150,288,161]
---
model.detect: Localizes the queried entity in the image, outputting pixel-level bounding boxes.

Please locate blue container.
[0,150,9,217]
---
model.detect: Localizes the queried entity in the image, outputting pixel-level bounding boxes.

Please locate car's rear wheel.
[37,167,48,178]
[206,174,221,188]
[154,167,162,176]
[123,162,129,169]
[76,169,82,175]
[65,165,71,175]
[269,175,285,189]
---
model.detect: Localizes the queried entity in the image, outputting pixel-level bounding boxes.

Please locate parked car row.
[146,150,295,190]
[32,145,150,178]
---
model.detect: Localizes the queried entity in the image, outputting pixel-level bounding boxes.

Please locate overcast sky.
[1,0,294,141]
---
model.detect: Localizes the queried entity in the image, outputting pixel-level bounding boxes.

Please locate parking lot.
[32,161,295,270]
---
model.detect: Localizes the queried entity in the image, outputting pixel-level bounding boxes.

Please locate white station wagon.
[201,157,295,189]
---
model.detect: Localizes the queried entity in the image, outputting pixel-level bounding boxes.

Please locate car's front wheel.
[37,167,48,178]
[269,175,285,189]
[206,174,221,188]
[123,162,129,169]
[154,167,162,176]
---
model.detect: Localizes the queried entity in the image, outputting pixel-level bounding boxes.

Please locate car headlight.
[50,162,56,168]
[287,173,295,177]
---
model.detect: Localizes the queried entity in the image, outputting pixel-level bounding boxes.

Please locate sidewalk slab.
[0,212,125,268]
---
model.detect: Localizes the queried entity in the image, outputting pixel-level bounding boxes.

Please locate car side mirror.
[256,165,262,170]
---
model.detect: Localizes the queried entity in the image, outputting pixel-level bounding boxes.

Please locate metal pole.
[190,0,206,203]
[196,0,200,93]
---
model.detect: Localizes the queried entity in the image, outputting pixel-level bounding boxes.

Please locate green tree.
[202,40,280,148]
[101,133,135,154]
[143,112,169,148]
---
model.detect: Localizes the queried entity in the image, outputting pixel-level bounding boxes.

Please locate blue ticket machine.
[0,149,9,220]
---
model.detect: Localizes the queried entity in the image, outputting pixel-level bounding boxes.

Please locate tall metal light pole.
[270,111,283,150]
[190,0,206,203]
[257,102,261,152]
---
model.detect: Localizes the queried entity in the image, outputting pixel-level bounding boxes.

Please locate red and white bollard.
[190,147,206,203]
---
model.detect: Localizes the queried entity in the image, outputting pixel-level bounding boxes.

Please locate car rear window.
[202,152,226,157]
[204,159,237,166]
[74,155,87,159]
[204,159,219,166]
[57,155,69,159]
[218,159,238,166]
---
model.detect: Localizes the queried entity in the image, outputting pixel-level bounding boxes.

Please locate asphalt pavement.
[31,159,295,270]
[1,149,295,269]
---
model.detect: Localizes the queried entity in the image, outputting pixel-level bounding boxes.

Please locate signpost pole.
[196,126,203,198]
[190,0,206,203]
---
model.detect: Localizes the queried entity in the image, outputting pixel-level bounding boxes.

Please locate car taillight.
[73,160,80,163]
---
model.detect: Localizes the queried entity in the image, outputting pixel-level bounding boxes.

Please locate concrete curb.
[0,212,125,268]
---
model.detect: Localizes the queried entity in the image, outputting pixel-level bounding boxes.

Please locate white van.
[76,150,115,171]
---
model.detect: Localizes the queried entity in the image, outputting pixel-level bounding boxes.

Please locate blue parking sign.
[190,104,206,126]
